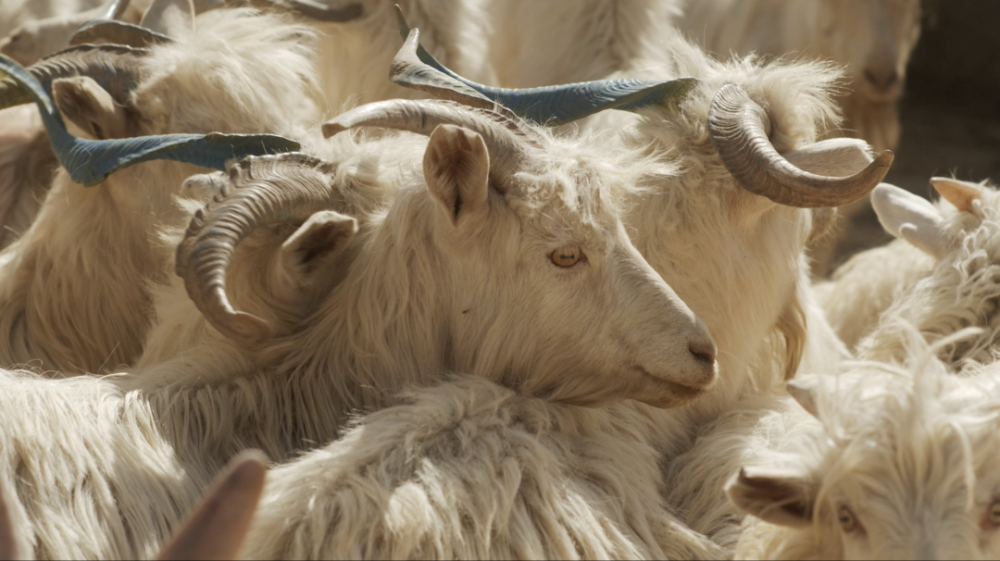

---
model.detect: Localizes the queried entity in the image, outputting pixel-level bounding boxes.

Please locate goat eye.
[988,499,1000,526]
[837,505,858,533]
[550,247,582,267]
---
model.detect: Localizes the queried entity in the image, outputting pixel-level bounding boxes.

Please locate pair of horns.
[0,54,299,186]
[180,98,534,346]
[0,450,269,561]
[393,11,893,208]
[71,0,363,49]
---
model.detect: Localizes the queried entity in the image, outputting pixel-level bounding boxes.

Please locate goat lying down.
[819,178,1000,369]
[730,331,1000,560]
[1,99,718,559]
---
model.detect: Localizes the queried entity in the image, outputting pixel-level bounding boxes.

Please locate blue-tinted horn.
[393,6,698,127]
[0,54,299,187]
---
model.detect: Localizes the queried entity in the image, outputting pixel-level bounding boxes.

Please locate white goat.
[729,334,1000,559]
[238,33,886,556]
[851,179,1000,367]
[679,0,922,276]
[680,0,922,152]
[1,100,717,559]
[0,6,320,374]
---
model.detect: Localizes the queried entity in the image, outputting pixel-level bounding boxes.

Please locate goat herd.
[0,0,996,559]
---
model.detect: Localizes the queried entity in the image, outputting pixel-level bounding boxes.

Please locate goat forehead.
[507,166,625,232]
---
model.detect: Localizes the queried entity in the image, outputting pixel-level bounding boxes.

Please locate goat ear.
[930,177,982,214]
[782,138,875,179]
[140,0,195,38]
[423,124,490,228]
[51,76,127,141]
[156,450,268,561]
[726,467,814,528]
[280,210,358,275]
[871,183,951,259]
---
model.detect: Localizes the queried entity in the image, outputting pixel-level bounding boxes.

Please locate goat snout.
[862,65,902,99]
[688,338,716,367]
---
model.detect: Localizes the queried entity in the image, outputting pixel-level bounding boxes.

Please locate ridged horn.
[708,84,894,208]
[392,6,699,126]
[176,153,339,346]
[250,0,363,22]
[323,99,529,188]
[0,43,149,110]
[0,53,300,186]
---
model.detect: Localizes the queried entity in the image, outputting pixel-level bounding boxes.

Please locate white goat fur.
[482,0,683,88]
[2,110,717,559]
[246,375,722,560]
[680,0,922,152]
[0,9,322,374]
[731,337,1000,559]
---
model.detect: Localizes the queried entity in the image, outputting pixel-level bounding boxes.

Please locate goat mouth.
[633,366,708,409]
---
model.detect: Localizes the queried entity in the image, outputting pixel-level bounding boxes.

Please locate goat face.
[730,365,1000,560]
[423,124,718,408]
[811,0,922,104]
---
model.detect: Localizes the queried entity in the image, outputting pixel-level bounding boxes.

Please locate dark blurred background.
[832,0,1000,268]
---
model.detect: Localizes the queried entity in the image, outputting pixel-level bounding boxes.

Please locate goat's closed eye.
[551,247,582,267]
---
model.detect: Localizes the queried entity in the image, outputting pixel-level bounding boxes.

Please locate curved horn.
[323,99,528,187]
[176,153,338,346]
[392,7,699,126]
[250,0,363,22]
[0,54,299,186]
[0,43,149,110]
[708,84,894,208]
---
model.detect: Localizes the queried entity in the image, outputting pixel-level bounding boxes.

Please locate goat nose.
[688,339,716,366]
[863,67,899,92]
